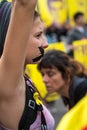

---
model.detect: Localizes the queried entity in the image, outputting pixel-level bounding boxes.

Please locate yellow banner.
[25,64,47,98]
[45,42,66,52]
[67,0,87,25]
[56,95,87,130]
[73,39,87,68]
[37,0,67,27]
[7,0,11,2]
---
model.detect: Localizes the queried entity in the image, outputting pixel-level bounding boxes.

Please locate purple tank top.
[0,78,55,130]
[0,106,55,130]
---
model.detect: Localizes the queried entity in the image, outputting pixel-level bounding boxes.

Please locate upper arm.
[0,0,36,95]
[2,4,33,72]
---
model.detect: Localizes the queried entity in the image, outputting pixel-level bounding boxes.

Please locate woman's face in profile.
[25,17,48,64]
[40,66,66,94]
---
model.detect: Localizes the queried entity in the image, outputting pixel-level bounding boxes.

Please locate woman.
[38,49,87,109]
[0,0,55,130]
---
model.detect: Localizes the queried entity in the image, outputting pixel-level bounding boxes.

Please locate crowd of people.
[45,12,87,58]
[0,0,87,130]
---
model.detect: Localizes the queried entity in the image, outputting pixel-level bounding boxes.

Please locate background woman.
[38,49,87,109]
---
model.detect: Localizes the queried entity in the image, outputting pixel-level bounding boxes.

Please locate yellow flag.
[45,42,66,52]
[67,0,87,26]
[37,0,67,27]
[25,64,47,98]
[56,95,87,130]
[73,39,87,68]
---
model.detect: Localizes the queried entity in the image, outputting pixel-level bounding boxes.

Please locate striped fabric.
[0,0,11,56]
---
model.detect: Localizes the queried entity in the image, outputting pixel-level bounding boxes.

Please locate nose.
[42,75,49,84]
[41,36,48,49]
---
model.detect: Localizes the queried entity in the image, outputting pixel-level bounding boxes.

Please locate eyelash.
[48,73,54,77]
[36,32,43,38]
[37,33,41,38]
[41,72,54,77]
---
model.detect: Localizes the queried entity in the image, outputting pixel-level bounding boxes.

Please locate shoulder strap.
[26,77,47,130]
[19,76,47,130]
[18,77,37,130]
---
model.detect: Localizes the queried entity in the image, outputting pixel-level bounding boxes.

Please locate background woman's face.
[40,66,66,94]
[25,17,48,64]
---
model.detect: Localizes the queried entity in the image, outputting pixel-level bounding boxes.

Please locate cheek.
[30,39,40,50]
[26,43,34,62]
[53,75,65,89]
[27,45,32,56]
[28,39,35,48]
[27,39,38,54]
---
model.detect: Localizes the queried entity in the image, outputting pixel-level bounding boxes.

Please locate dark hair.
[38,49,87,81]
[0,0,11,57]
[73,12,84,21]
[34,10,40,19]
[0,0,39,57]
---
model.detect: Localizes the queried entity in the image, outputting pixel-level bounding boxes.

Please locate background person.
[66,12,87,57]
[38,49,87,110]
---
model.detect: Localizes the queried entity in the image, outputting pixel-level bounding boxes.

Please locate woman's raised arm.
[0,0,37,93]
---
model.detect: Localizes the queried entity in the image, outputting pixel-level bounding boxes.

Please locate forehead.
[41,66,58,72]
[33,17,44,29]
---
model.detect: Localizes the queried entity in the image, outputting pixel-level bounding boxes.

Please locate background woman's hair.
[34,10,40,19]
[38,49,87,80]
